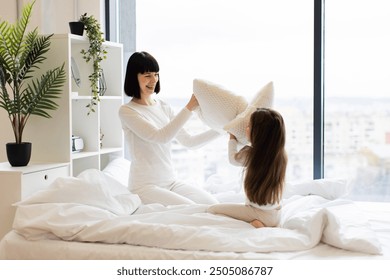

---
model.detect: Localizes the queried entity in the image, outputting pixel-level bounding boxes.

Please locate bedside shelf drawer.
[0,162,70,240]
[22,165,70,199]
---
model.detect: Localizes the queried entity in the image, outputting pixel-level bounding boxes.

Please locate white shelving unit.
[17,33,124,176]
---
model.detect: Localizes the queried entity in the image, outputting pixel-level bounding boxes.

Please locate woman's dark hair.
[236,108,287,205]
[124,51,160,98]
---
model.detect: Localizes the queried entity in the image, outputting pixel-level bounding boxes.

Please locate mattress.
[1,201,389,260]
[0,169,389,260]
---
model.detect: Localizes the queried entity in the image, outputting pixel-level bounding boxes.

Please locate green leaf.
[21,63,66,118]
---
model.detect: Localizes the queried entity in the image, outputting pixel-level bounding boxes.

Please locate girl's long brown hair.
[236,108,287,205]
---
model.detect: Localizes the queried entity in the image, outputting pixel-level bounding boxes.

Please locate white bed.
[1,159,389,260]
[1,201,389,260]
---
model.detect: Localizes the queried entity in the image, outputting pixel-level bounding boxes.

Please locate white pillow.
[102,157,131,187]
[193,79,248,132]
[283,178,351,200]
[223,81,274,144]
[16,169,141,215]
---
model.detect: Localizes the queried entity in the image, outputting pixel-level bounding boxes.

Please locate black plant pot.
[69,21,84,36]
[6,142,32,167]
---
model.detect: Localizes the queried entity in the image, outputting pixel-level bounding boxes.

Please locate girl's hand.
[186,94,199,111]
[229,133,237,140]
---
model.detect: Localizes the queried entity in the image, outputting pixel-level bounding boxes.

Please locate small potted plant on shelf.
[78,13,107,114]
[69,21,84,36]
[0,1,66,166]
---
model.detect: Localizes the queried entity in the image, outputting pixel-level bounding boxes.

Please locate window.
[136,0,314,189]
[325,0,390,201]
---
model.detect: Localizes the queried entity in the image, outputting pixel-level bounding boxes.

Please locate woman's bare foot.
[250,220,265,228]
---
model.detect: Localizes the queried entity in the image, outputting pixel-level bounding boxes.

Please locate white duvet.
[12,169,382,255]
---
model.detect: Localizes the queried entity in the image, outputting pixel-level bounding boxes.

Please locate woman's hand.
[186,94,199,111]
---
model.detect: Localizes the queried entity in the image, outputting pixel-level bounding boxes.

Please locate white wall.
[0,0,17,22]
[0,0,105,35]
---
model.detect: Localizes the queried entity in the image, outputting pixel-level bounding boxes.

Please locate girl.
[118,51,220,206]
[208,108,287,228]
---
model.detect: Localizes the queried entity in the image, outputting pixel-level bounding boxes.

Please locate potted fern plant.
[0,1,66,166]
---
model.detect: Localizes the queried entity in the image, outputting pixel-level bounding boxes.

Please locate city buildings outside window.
[324,0,390,201]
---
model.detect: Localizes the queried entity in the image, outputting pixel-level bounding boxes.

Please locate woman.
[208,108,287,228]
[118,51,220,206]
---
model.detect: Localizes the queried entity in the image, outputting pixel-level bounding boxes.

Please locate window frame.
[313,0,325,179]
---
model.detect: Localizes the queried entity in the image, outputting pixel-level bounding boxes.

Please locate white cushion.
[223,81,274,144]
[16,169,141,215]
[193,79,248,132]
[283,178,351,200]
[102,157,131,187]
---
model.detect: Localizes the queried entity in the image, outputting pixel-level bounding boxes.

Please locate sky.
[136,0,390,99]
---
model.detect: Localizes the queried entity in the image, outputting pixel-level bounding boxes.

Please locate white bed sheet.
[0,167,389,260]
[4,170,382,254]
[0,201,389,260]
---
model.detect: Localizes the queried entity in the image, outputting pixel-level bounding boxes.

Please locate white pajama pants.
[131,180,218,206]
[207,203,281,227]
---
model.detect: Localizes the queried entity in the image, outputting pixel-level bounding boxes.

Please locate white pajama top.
[119,99,220,190]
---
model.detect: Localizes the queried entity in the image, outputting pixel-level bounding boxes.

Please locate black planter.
[69,21,84,36]
[6,142,32,167]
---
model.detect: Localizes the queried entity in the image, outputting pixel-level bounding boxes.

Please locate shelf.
[0,162,70,173]
[68,34,88,43]
[72,151,99,160]
[0,33,124,177]
[71,95,92,100]
[100,147,123,155]
[99,96,122,100]
[71,96,122,101]
[53,34,124,175]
